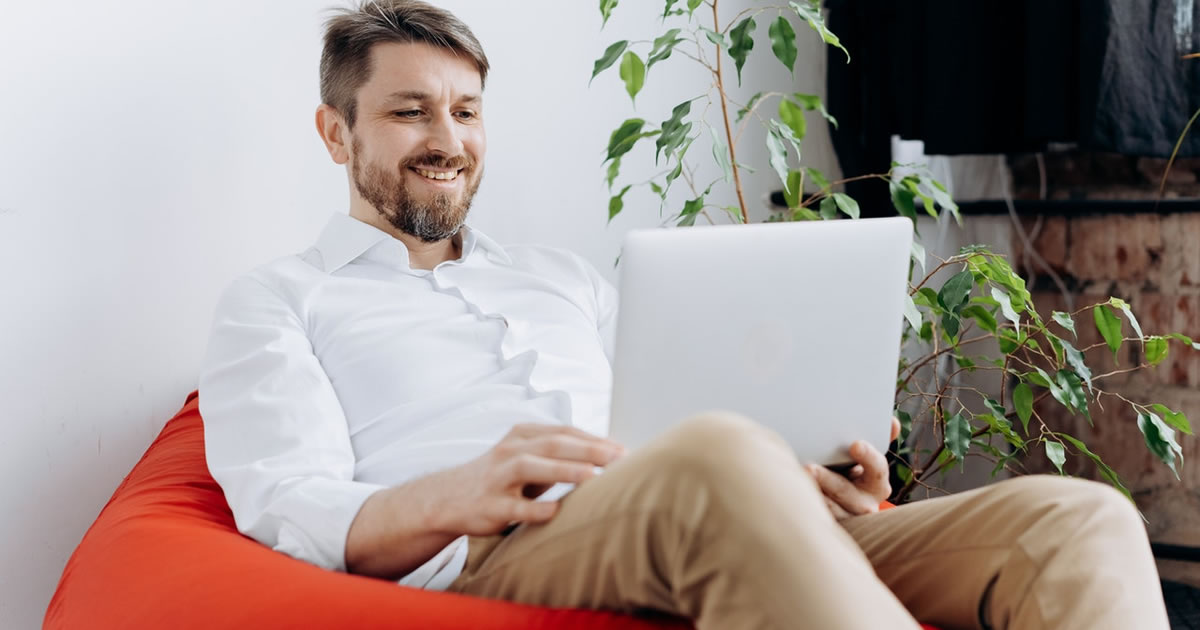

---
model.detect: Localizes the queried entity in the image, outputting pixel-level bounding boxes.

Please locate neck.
[348,206,462,270]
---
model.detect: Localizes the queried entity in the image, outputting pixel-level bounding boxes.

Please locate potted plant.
[591,0,1199,504]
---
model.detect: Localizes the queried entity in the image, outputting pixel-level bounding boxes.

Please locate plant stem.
[712,0,750,224]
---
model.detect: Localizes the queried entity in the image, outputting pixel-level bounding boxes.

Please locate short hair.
[319,0,490,128]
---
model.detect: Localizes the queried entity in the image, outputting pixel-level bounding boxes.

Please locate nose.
[424,111,465,157]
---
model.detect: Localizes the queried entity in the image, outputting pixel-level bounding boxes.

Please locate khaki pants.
[447,412,1169,630]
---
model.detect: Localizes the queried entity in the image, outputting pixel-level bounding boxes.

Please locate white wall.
[0,1,840,627]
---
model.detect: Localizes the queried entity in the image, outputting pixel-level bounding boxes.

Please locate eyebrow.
[382,90,482,106]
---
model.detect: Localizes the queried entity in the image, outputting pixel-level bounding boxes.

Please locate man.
[199,1,1170,628]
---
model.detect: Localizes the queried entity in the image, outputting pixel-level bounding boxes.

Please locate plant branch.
[711,0,750,224]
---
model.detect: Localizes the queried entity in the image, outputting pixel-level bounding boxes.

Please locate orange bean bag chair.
[45,392,940,629]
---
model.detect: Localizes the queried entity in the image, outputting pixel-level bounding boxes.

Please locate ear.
[315,104,351,165]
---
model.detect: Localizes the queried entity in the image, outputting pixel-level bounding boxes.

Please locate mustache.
[403,153,475,171]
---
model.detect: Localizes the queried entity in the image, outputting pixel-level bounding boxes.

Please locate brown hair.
[319,0,490,129]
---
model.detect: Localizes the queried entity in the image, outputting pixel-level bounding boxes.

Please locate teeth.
[415,168,459,181]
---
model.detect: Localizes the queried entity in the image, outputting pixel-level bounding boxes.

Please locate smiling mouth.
[411,167,463,182]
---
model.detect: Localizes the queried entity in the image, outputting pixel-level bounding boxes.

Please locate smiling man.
[197,2,1170,629]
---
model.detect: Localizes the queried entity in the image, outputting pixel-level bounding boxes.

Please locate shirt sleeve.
[198,274,386,572]
[580,259,619,365]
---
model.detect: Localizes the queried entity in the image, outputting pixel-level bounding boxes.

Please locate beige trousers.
[447,412,1169,630]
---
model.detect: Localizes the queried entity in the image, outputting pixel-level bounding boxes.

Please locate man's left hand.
[805,417,901,520]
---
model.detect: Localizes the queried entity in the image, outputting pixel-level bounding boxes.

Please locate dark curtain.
[825,0,1200,211]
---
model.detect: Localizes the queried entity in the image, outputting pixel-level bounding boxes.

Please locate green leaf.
[1057,433,1132,501]
[911,240,926,273]
[700,27,728,50]
[1138,410,1183,479]
[980,411,1024,449]
[1167,332,1200,350]
[608,184,632,223]
[736,92,765,123]
[1013,383,1033,434]
[1093,305,1124,359]
[1045,441,1067,475]
[768,16,798,74]
[784,170,804,208]
[687,0,703,14]
[709,126,733,183]
[728,17,756,85]
[605,156,621,190]
[790,0,849,62]
[1052,311,1077,338]
[959,304,997,334]
[896,409,912,445]
[647,29,684,69]
[806,167,831,193]
[942,312,961,340]
[591,41,629,83]
[991,287,1020,328]
[662,0,680,19]
[600,0,619,27]
[1146,336,1169,365]
[605,118,646,162]
[792,206,821,221]
[831,193,860,219]
[819,196,837,220]
[792,92,838,128]
[766,127,790,190]
[902,295,922,332]
[618,51,646,104]
[677,194,704,227]
[1054,369,1091,421]
[1113,299,1145,340]
[890,180,918,226]
[655,100,693,163]
[721,205,744,224]
[944,412,971,462]
[937,271,974,313]
[1152,403,1192,435]
[778,98,808,146]
[1058,338,1093,392]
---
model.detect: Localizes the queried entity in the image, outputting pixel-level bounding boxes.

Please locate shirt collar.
[312,212,511,273]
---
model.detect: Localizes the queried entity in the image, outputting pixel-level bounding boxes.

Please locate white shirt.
[199,212,617,589]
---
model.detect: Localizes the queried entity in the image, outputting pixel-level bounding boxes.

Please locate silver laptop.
[608,216,913,467]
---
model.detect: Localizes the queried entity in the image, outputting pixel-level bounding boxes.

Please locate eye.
[455,110,479,121]
[393,110,422,119]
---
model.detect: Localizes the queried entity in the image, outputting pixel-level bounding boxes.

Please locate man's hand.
[429,423,625,536]
[805,417,901,520]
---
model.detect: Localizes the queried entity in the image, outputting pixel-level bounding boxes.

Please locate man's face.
[348,42,486,242]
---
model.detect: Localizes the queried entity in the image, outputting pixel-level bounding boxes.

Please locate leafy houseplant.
[591,0,1200,504]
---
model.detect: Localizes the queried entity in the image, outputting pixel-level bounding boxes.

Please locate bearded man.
[198,2,1171,628]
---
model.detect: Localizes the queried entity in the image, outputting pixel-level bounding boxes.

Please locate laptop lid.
[608,216,913,466]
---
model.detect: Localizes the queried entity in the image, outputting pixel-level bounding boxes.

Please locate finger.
[847,464,865,480]
[891,417,901,442]
[509,423,625,451]
[526,434,624,466]
[824,496,853,520]
[506,498,559,524]
[808,464,878,516]
[849,441,892,501]
[504,454,597,487]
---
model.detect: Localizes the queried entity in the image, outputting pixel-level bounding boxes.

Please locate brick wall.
[1008,152,1200,583]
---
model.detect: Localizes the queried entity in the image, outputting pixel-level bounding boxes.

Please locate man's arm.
[346,423,624,579]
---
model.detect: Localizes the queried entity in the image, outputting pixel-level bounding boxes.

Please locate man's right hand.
[428,424,626,536]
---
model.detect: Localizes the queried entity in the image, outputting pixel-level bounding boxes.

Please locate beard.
[350,137,482,243]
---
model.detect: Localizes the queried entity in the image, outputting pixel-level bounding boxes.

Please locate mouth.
[409,166,464,183]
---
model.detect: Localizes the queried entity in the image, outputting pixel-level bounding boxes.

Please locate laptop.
[607,216,913,467]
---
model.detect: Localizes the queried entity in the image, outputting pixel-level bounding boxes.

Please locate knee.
[641,411,803,497]
[655,411,790,467]
[1003,475,1142,535]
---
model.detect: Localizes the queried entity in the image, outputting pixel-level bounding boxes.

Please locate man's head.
[316,0,489,243]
